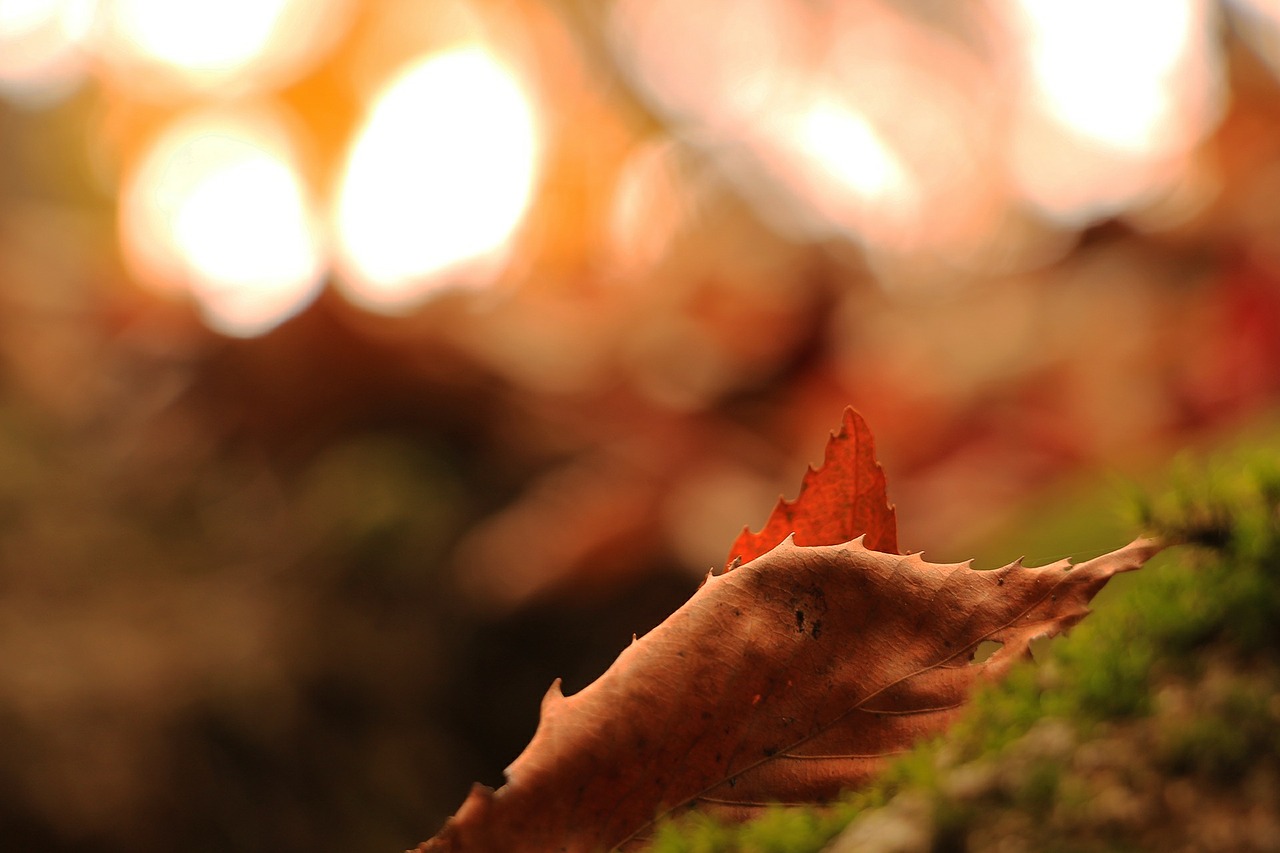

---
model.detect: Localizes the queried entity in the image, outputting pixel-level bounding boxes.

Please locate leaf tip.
[542,678,566,711]
[1128,535,1167,559]
[1073,536,1166,579]
[838,405,863,437]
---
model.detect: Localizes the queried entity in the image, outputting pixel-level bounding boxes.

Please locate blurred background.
[1,0,1280,850]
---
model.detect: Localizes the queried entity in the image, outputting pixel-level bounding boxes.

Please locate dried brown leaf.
[418,535,1162,852]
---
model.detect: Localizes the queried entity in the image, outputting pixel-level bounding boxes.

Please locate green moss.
[646,796,875,853]
[1055,623,1157,719]
[1015,759,1061,817]
[1039,441,1280,723]
[876,737,946,792]
[1134,448,1280,658]
[949,664,1045,760]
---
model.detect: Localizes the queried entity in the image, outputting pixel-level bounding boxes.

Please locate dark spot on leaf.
[811,620,823,639]
[997,577,1005,586]
[763,746,778,757]
[727,777,737,788]
[795,609,806,632]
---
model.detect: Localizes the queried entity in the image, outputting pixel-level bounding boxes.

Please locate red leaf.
[417,537,1163,852]
[727,407,898,567]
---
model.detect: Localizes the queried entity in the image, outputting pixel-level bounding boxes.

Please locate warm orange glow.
[608,138,697,274]
[0,0,93,105]
[793,98,911,208]
[762,91,921,249]
[609,0,1000,257]
[1006,0,1223,223]
[111,0,284,69]
[1016,0,1194,152]
[608,0,803,132]
[1233,0,1280,77]
[120,110,325,337]
[97,0,348,95]
[333,46,539,312]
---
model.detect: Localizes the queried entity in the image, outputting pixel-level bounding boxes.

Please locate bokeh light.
[770,92,921,247]
[609,0,804,133]
[95,0,348,96]
[119,109,325,337]
[794,99,909,208]
[1005,0,1224,224]
[608,138,703,274]
[0,0,93,105]
[609,0,998,258]
[333,46,539,312]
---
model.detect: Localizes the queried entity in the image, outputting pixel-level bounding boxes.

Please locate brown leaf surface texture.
[419,536,1163,852]
[727,407,898,568]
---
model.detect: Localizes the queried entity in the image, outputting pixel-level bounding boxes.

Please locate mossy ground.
[647,436,1280,852]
